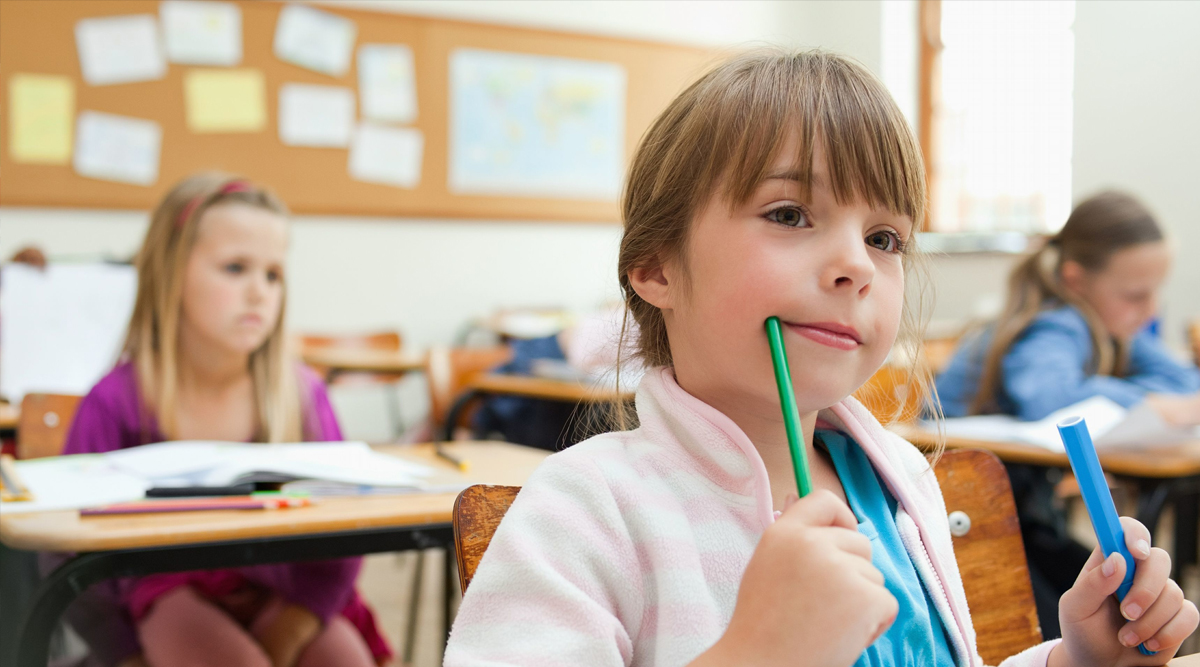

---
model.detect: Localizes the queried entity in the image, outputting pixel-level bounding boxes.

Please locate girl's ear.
[1060,258,1088,294]
[628,257,675,311]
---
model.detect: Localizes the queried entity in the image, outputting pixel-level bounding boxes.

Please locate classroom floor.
[358,549,461,667]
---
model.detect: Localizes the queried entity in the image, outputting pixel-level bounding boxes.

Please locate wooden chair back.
[853,365,923,424]
[424,345,513,429]
[933,448,1042,663]
[298,331,404,383]
[452,449,1041,664]
[1189,320,1200,366]
[17,393,83,460]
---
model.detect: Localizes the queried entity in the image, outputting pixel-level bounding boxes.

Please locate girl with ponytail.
[935,190,1200,639]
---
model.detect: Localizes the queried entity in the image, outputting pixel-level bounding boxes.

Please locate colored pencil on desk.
[81,496,311,516]
[0,454,33,502]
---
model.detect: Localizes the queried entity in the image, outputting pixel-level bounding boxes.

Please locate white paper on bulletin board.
[0,263,137,403]
[74,14,166,86]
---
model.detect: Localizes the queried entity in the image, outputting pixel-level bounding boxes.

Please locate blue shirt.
[817,429,958,666]
[936,305,1200,420]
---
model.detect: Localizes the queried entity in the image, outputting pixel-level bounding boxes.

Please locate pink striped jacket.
[445,368,1061,666]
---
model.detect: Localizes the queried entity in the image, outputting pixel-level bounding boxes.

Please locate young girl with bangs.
[52,174,390,667]
[936,191,1200,639]
[444,51,1197,667]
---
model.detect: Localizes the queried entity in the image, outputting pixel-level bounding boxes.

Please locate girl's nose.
[820,231,875,296]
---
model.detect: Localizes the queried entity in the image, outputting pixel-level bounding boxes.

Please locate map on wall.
[448,48,626,201]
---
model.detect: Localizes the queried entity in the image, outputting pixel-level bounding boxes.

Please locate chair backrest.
[932,448,1042,663]
[424,345,513,428]
[452,449,1041,663]
[853,365,921,425]
[17,393,83,460]
[1189,320,1200,366]
[298,331,404,383]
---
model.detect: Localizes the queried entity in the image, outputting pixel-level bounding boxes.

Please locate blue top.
[817,429,958,666]
[936,305,1200,420]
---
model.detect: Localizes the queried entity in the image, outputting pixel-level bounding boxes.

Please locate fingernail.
[1122,602,1143,621]
[1120,629,1140,647]
[1135,539,1151,557]
[1145,638,1160,651]
[1102,554,1117,578]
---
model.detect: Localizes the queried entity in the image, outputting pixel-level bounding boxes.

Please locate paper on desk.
[75,14,166,86]
[0,455,149,514]
[358,44,417,123]
[8,74,74,164]
[279,84,355,147]
[273,5,356,77]
[74,111,161,185]
[0,263,136,403]
[348,124,423,188]
[104,441,435,488]
[185,69,267,133]
[934,395,1199,452]
[161,0,242,66]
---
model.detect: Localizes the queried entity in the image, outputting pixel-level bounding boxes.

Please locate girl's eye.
[266,269,281,283]
[765,205,810,228]
[866,230,904,253]
[223,262,245,274]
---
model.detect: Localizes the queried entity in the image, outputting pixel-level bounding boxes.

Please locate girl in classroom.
[49,174,391,667]
[936,190,1200,639]
[444,50,1198,667]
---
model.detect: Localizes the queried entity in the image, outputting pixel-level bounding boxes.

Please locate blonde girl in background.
[937,191,1200,639]
[444,51,1197,667]
[50,174,391,667]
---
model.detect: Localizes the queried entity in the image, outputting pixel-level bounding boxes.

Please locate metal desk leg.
[1137,481,1173,543]
[442,390,484,442]
[1174,491,1199,579]
[14,525,454,667]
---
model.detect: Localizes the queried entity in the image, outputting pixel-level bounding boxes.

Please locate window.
[920,0,1075,234]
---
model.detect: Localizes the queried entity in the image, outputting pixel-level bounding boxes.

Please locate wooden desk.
[891,422,1200,578]
[300,348,427,381]
[1,441,547,667]
[441,372,635,442]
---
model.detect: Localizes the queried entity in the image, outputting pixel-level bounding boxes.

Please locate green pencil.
[765,316,814,498]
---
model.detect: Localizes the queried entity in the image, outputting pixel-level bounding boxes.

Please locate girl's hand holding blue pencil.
[694,490,898,667]
[1053,516,1194,667]
[1050,417,1198,666]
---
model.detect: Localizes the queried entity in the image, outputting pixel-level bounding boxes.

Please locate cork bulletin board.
[0,0,714,222]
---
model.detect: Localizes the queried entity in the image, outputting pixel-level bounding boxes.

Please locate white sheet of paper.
[273,4,356,77]
[0,455,150,514]
[358,44,417,123]
[104,440,433,487]
[0,263,137,403]
[73,111,162,186]
[279,84,355,147]
[348,124,422,188]
[160,0,242,66]
[75,14,166,85]
[932,395,1198,452]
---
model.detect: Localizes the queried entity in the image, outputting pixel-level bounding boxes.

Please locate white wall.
[1072,0,1200,346]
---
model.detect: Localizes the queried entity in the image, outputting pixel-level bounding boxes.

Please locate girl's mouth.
[786,322,862,351]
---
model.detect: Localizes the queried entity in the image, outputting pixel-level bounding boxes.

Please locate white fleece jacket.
[445,368,1060,667]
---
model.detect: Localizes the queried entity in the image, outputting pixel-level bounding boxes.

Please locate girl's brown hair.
[123,172,304,442]
[970,190,1164,414]
[611,48,933,427]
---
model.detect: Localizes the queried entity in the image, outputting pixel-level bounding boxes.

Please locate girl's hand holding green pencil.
[690,490,897,667]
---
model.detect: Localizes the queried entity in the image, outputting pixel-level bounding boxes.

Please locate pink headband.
[177,180,254,228]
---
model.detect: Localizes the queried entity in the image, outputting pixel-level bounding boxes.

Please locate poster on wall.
[448,49,626,201]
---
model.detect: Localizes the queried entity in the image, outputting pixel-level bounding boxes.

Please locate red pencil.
[81,496,311,516]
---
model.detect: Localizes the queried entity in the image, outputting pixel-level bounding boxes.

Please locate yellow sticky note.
[184,68,266,133]
[8,74,74,164]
